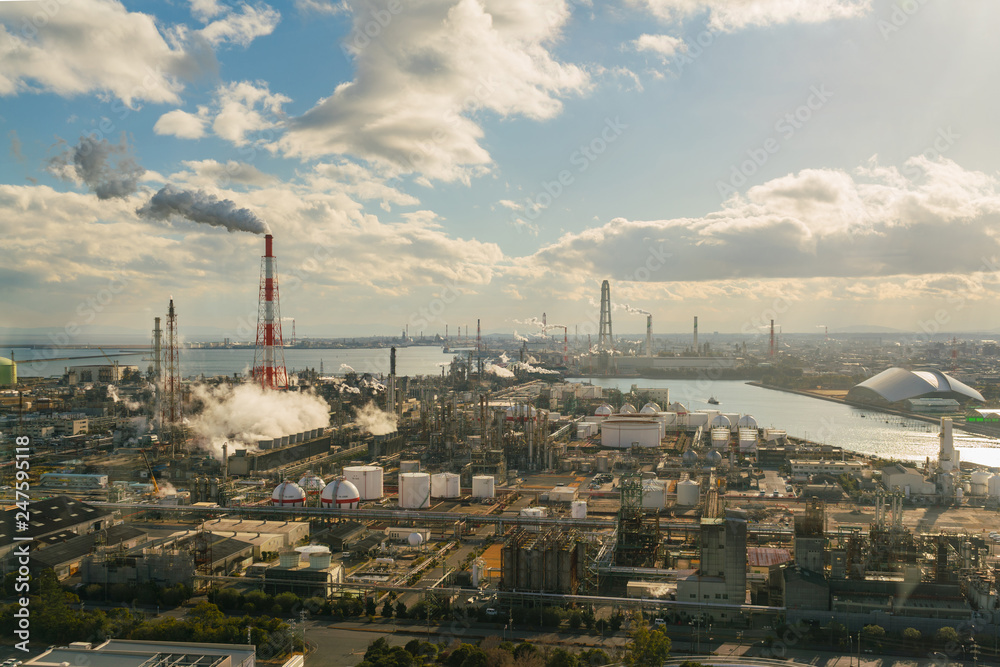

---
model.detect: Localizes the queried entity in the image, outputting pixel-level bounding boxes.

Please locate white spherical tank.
[472,475,495,498]
[971,470,991,495]
[710,415,731,429]
[989,474,1000,498]
[595,403,614,417]
[619,403,637,414]
[677,479,700,506]
[408,532,424,546]
[570,500,587,519]
[344,465,384,500]
[431,472,461,498]
[298,472,326,495]
[320,477,361,509]
[640,402,661,414]
[399,472,431,509]
[738,415,758,429]
[272,481,306,507]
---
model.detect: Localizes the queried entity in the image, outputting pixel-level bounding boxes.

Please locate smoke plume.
[485,362,515,378]
[137,184,270,234]
[353,402,397,435]
[187,382,330,460]
[512,330,528,343]
[49,134,145,199]
[107,385,142,411]
[615,302,651,316]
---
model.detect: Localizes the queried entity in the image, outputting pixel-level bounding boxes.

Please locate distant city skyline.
[3,1,1000,337]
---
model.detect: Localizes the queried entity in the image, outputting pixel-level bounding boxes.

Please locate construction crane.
[139,449,159,495]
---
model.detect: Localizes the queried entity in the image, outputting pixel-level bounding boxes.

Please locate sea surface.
[11,347,1000,469]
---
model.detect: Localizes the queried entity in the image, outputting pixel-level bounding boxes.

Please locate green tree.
[395,600,407,619]
[366,597,377,617]
[275,592,300,614]
[546,648,578,667]
[568,611,583,631]
[902,627,922,641]
[625,626,672,667]
[935,626,960,645]
[862,624,886,639]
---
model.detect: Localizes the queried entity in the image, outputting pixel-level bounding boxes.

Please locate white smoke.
[155,481,178,498]
[339,364,355,374]
[353,402,397,435]
[137,184,270,234]
[510,361,559,376]
[485,362,515,378]
[512,330,528,342]
[107,385,142,410]
[615,302,651,316]
[187,382,330,460]
[48,134,145,200]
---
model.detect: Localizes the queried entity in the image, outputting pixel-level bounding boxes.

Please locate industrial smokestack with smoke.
[137,184,270,234]
[48,134,145,200]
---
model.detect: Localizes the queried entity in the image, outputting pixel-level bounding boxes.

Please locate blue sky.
[3,0,1000,341]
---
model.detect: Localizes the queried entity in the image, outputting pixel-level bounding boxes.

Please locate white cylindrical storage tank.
[431,473,447,497]
[570,500,587,518]
[687,412,709,427]
[309,551,332,569]
[431,472,461,498]
[971,470,990,495]
[272,481,306,507]
[320,477,361,509]
[472,557,486,587]
[399,472,431,509]
[400,460,420,473]
[601,418,661,448]
[738,427,758,452]
[472,475,495,498]
[710,415,731,429]
[641,480,666,510]
[278,549,299,568]
[344,465,384,500]
[956,486,964,501]
[677,479,700,506]
[989,474,1000,498]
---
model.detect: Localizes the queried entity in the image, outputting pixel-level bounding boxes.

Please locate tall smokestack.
[222,442,229,479]
[477,319,482,376]
[646,315,653,359]
[152,317,162,383]
[693,316,698,356]
[543,312,547,339]
[252,234,288,389]
[388,346,397,416]
[770,319,775,358]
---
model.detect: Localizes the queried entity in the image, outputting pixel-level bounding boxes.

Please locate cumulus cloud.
[0,0,209,106]
[48,134,145,200]
[631,33,685,58]
[280,0,590,182]
[154,109,209,139]
[173,159,278,188]
[630,0,871,31]
[527,156,1000,282]
[199,2,281,47]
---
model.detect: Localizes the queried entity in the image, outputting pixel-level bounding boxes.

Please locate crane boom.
[139,450,159,495]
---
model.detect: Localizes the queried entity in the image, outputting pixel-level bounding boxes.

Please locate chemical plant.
[7,235,1000,664]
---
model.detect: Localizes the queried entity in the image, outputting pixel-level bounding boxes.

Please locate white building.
[881,464,936,496]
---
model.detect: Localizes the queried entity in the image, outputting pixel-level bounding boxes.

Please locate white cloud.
[294,0,349,14]
[631,33,685,57]
[173,159,279,187]
[212,81,290,146]
[280,0,590,182]
[0,0,208,105]
[527,156,1000,282]
[199,2,281,47]
[630,0,871,31]
[306,161,420,207]
[154,109,209,139]
[190,0,227,22]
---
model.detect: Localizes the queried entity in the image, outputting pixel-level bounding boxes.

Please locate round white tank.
[641,480,666,510]
[298,473,326,496]
[570,500,587,519]
[677,479,700,506]
[519,507,547,518]
[472,475,496,498]
[971,470,991,495]
[619,403,637,414]
[320,477,360,509]
[601,419,661,448]
[431,472,461,498]
[278,549,299,568]
[272,481,306,507]
[738,414,758,429]
[399,472,431,509]
[640,402,661,414]
[344,465,384,500]
[407,532,424,546]
[595,403,614,417]
[956,486,964,501]
[989,474,1000,498]
[710,415,731,429]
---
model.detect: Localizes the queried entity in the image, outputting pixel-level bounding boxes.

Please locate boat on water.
[707,396,719,405]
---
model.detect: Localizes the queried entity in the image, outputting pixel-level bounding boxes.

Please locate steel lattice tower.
[252,234,288,390]
[598,280,613,351]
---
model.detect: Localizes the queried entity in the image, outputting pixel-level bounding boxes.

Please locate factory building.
[67,364,139,384]
[500,529,592,594]
[22,640,255,667]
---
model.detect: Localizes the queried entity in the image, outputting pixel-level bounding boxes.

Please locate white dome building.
[272,481,306,507]
[595,404,614,417]
[640,402,662,414]
[320,478,361,509]
[619,403,637,414]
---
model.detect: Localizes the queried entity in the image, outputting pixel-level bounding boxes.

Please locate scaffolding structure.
[614,471,660,568]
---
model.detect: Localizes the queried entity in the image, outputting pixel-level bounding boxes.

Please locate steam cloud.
[137,184,270,234]
[512,330,528,343]
[49,134,145,199]
[353,402,397,435]
[485,362,515,378]
[615,302,651,316]
[187,383,330,460]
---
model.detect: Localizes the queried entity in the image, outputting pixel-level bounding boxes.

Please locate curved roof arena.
[846,367,984,405]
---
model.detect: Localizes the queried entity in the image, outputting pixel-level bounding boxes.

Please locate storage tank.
[400,460,421,473]
[278,549,299,568]
[619,403,637,414]
[706,449,723,466]
[641,480,666,510]
[710,415,731,429]
[271,481,306,507]
[399,472,431,509]
[344,465,384,500]
[711,427,730,449]
[989,474,1000,498]
[431,472,461,498]
[320,477,361,509]
[682,448,699,466]
[677,479,700,506]
[570,500,587,518]
[472,557,486,587]
[519,507,547,518]
[640,402,661,414]
[737,415,758,429]
[309,551,332,569]
[595,403,614,417]
[971,470,991,495]
[601,418,661,448]
[298,472,326,495]
[596,455,610,473]
[738,427,758,452]
[472,475,495,498]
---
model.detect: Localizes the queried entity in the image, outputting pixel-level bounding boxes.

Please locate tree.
[545,648,577,667]
[395,601,408,619]
[568,611,583,631]
[578,648,609,666]
[382,600,394,618]
[625,626,671,667]
[366,597,377,617]
[862,624,885,639]
[936,626,960,645]
[902,627,922,641]
[275,592,300,614]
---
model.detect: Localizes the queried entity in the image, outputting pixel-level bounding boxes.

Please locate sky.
[3,0,1000,341]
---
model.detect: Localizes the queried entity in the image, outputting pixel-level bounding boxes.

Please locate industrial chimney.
[646,315,653,359]
[693,316,698,356]
[252,234,288,389]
